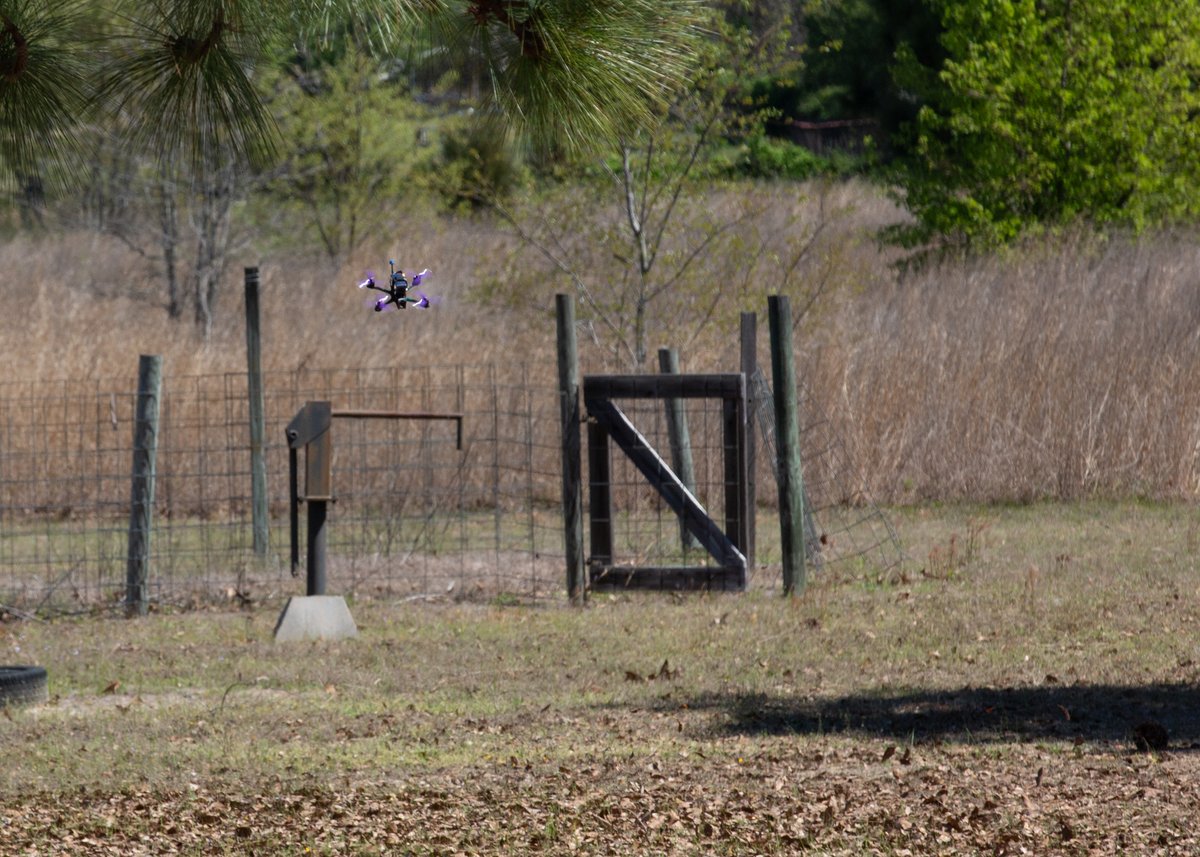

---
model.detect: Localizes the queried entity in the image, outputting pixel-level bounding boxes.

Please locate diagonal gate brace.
[587,398,746,574]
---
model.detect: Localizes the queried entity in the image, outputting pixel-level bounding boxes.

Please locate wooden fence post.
[556,294,585,603]
[740,312,757,568]
[126,354,163,616]
[658,347,700,552]
[244,267,269,557]
[768,296,807,595]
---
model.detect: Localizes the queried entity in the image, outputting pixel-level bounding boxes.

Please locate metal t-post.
[556,294,585,602]
[659,347,700,552]
[244,267,269,557]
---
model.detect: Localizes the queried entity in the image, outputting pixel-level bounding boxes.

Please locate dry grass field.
[3,501,1200,855]
[5,179,1200,506]
[5,180,1200,853]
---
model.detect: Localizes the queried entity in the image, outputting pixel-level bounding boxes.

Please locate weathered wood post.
[658,347,700,552]
[768,296,807,595]
[739,312,757,568]
[126,354,163,616]
[556,294,585,602]
[244,267,269,558]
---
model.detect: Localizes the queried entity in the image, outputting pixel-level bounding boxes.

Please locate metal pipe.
[330,410,463,450]
[330,409,461,419]
[306,499,327,596]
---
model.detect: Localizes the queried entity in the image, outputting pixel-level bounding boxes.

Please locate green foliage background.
[887,0,1200,250]
[8,0,1200,261]
[257,45,441,262]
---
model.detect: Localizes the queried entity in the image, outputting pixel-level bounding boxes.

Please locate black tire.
[0,665,48,707]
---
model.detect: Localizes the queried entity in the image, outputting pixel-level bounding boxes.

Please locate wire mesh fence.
[582,369,903,588]
[0,363,567,615]
[0,358,900,617]
[749,369,904,579]
[590,394,735,570]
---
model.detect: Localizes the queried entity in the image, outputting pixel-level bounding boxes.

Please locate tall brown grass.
[5,180,1200,504]
[805,228,1200,503]
[0,215,531,382]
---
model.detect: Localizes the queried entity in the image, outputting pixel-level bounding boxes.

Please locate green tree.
[259,44,437,264]
[889,0,1200,250]
[2,1,703,336]
[1,0,704,192]
[479,9,832,369]
[799,0,943,133]
[0,2,90,193]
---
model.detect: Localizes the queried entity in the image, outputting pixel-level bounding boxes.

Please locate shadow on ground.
[673,683,1200,750]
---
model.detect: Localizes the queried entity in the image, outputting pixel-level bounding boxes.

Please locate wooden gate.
[584,373,750,591]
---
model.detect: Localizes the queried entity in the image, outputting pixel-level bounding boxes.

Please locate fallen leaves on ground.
[3,739,1200,856]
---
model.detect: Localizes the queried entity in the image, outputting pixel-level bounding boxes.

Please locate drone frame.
[358,260,431,312]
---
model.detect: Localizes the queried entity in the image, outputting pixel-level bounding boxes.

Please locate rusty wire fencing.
[0,358,900,617]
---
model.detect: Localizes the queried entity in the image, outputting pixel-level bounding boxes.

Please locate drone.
[357,260,431,312]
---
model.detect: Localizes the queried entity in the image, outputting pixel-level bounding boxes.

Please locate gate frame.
[583,373,750,592]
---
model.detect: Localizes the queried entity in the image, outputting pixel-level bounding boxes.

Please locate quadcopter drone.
[357,260,431,312]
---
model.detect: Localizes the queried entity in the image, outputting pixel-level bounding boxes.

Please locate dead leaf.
[624,670,644,682]
[881,745,897,763]
[102,680,120,694]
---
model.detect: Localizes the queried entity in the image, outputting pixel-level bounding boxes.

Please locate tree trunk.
[190,159,236,338]
[158,171,182,320]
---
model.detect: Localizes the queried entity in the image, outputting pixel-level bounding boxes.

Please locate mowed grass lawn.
[3,502,1200,855]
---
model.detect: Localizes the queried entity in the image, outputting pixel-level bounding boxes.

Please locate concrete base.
[273,595,358,643]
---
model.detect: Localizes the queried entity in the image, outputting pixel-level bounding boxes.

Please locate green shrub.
[739,135,826,180]
[432,120,528,211]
